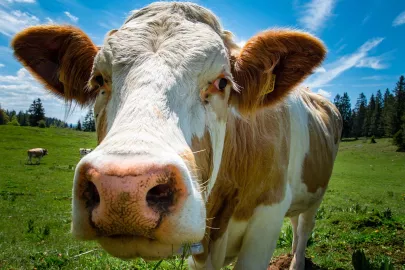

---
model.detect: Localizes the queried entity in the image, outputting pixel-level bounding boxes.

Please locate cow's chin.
[97,236,183,260]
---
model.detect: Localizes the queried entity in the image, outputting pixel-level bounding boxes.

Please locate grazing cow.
[27,148,48,164]
[79,148,93,157]
[12,2,342,270]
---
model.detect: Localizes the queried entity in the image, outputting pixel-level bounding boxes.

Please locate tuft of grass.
[352,249,395,270]
[277,224,294,248]
[27,219,35,234]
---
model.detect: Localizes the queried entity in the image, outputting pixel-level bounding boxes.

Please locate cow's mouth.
[97,235,202,260]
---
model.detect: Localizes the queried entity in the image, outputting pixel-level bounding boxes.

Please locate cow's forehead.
[94,2,230,84]
[104,4,226,66]
[124,2,222,34]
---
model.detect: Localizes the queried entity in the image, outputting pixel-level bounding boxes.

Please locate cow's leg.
[27,156,31,164]
[290,215,299,254]
[188,253,215,270]
[234,192,292,270]
[289,200,321,270]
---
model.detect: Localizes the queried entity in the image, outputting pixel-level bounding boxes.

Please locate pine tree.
[76,120,82,131]
[392,75,405,134]
[82,110,96,132]
[17,111,26,126]
[334,93,352,138]
[375,90,384,137]
[382,89,395,136]
[28,98,45,127]
[365,94,376,136]
[352,93,367,138]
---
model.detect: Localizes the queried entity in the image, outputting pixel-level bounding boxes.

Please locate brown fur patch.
[12,25,98,105]
[193,106,291,263]
[301,91,342,193]
[231,29,326,115]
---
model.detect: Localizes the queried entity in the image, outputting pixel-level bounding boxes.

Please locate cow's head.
[43,149,48,155]
[12,2,325,260]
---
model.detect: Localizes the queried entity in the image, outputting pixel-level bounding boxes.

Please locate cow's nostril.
[83,181,100,210]
[146,183,175,213]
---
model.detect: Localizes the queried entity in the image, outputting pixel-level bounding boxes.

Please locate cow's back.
[28,148,44,158]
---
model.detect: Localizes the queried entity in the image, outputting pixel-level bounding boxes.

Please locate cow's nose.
[75,163,187,238]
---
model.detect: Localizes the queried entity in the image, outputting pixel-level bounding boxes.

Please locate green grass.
[0,126,404,269]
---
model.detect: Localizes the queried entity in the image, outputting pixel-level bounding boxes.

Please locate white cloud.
[355,56,387,69]
[314,66,326,73]
[45,17,55,24]
[298,0,336,33]
[306,37,385,88]
[0,0,36,5]
[0,63,4,68]
[317,89,332,98]
[393,10,405,27]
[0,68,87,123]
[0,9,40,36]
[237,40,246,48]
[64,11,78,23]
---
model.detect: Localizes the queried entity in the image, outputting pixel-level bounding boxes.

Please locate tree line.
[334,75,405,151]
[0,98,96,132]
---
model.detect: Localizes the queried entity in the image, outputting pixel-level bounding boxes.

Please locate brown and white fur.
[12,2,342,270]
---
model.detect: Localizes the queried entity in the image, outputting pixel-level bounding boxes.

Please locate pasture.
[0,125,404,269]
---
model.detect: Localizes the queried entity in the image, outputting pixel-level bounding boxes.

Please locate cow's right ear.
[12,25,98,105]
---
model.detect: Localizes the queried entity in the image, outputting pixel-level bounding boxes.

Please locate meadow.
[0,125,404,269]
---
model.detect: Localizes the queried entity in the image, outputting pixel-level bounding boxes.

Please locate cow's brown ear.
[11,25,98,105]
[231,29,326,114]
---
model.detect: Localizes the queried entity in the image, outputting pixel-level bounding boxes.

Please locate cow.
[79,148,93,157]
[11,2,342,270]
[27,148,48,164]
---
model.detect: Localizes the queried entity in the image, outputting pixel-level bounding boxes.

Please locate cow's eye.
[95,75,104,87]
[214,78,228,91]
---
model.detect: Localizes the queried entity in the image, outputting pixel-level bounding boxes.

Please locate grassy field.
[0,125,404,269]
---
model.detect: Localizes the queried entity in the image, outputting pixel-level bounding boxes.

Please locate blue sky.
[0,0,404,123]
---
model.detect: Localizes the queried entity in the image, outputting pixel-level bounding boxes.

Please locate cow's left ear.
[231,29,326,114]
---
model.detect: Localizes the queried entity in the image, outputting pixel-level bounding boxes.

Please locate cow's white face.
[78,4,234,258]
[12,1,326,261]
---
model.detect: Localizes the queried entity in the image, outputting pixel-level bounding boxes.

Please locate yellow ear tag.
[263,74,276,95]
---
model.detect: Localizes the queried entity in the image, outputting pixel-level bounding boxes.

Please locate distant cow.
[79,148,93,157]
[27,148,48,164]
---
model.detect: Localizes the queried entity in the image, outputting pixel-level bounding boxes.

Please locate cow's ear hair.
[231,29,326,115]
[12,25,99,105]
